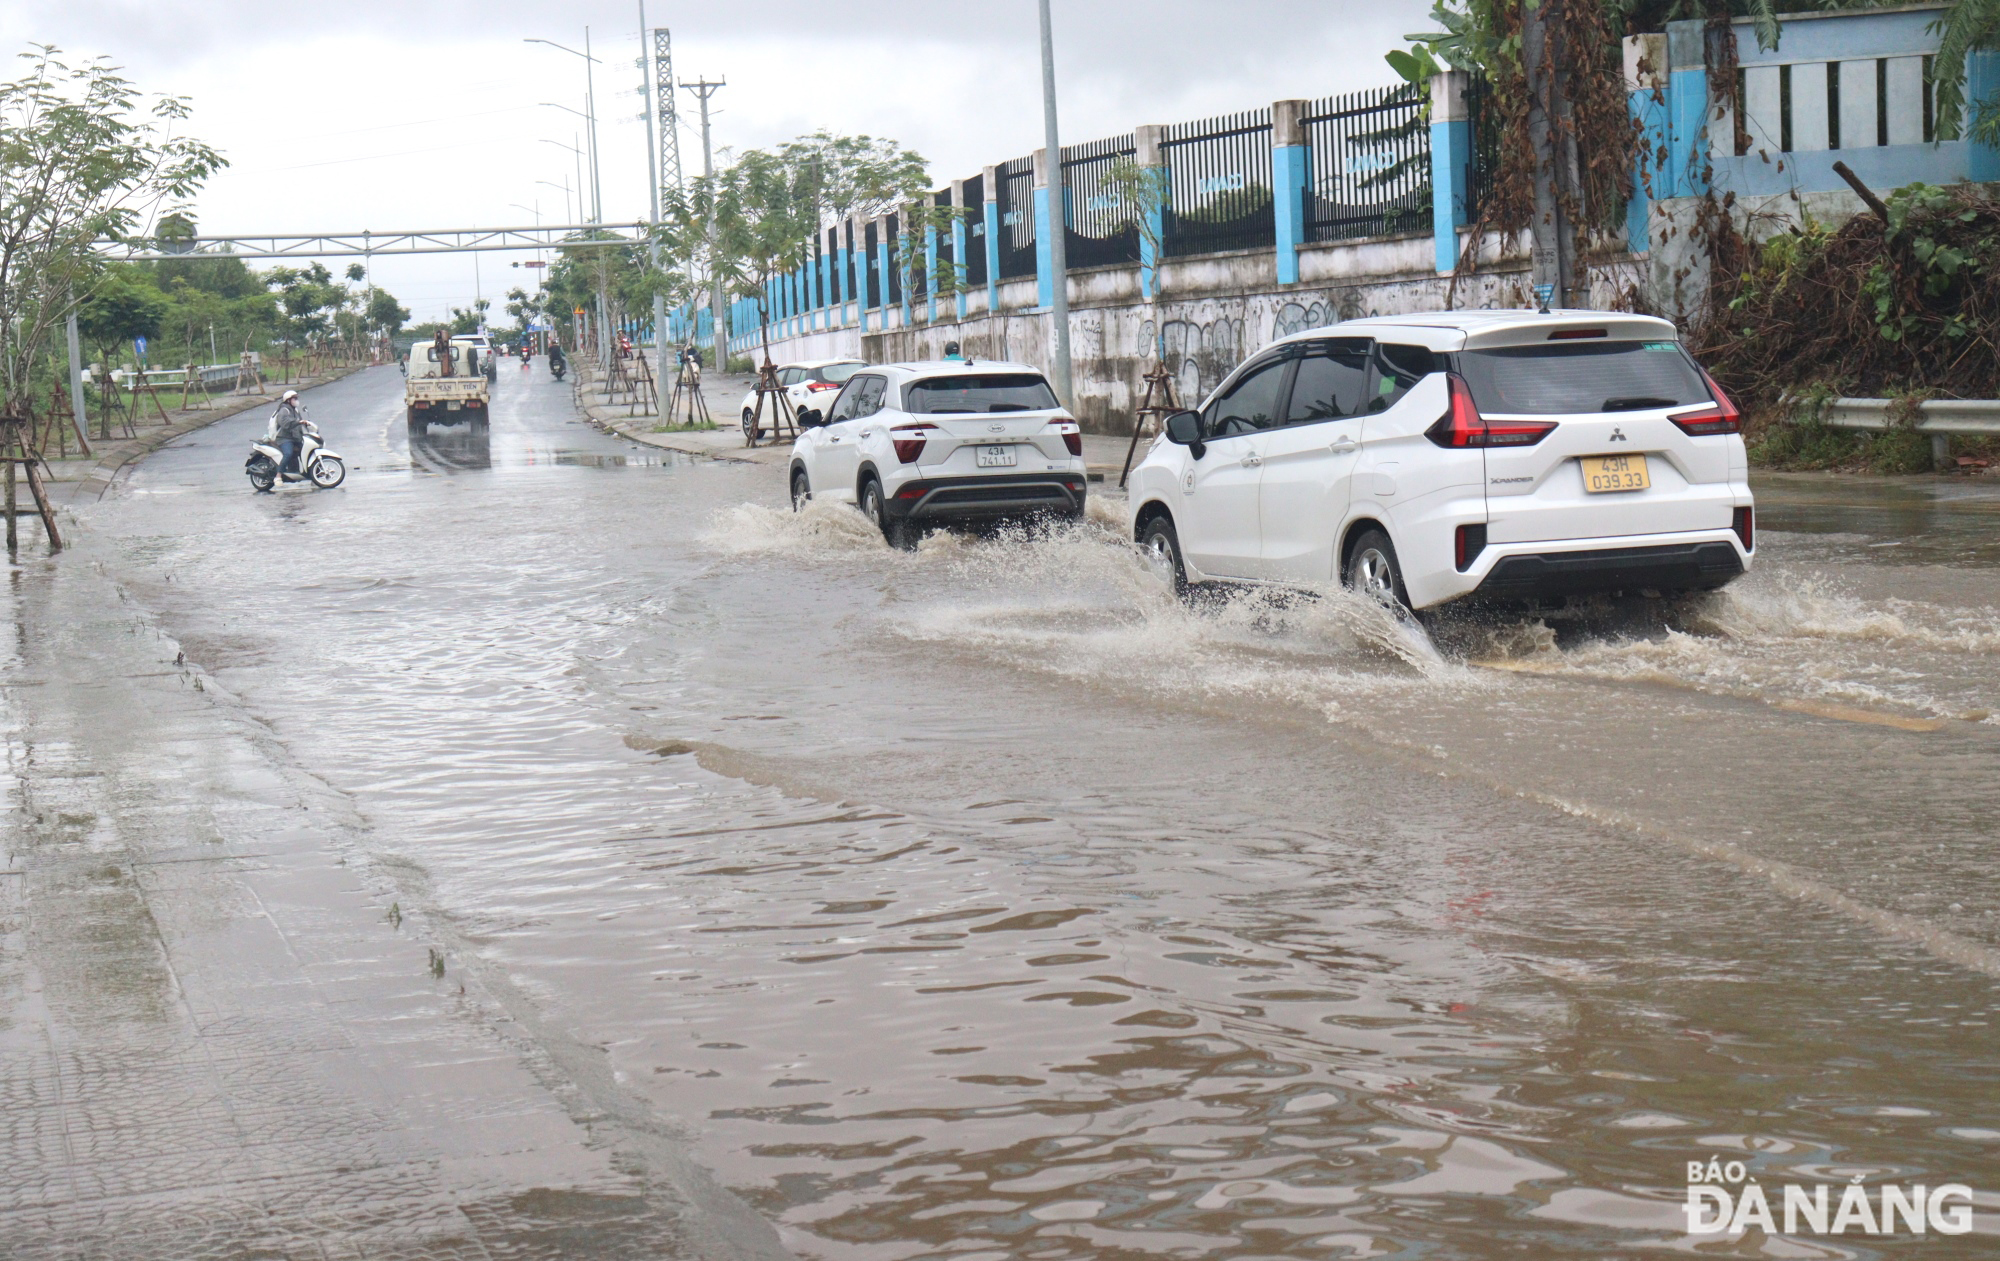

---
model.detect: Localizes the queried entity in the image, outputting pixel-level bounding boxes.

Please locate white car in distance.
[738,359,867,437]
[1128,309,1753,610]
[789,360,1087,547]
[450,334,498,382]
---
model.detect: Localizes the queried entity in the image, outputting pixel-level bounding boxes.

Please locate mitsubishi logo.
[1609,427,1628,442]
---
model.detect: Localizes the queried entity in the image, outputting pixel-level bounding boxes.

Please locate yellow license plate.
[1580,454,1650,493]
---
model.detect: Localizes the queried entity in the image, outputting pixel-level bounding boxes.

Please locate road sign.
[522,260,548,269]
[573,307,586,317]
[134,335,147,360]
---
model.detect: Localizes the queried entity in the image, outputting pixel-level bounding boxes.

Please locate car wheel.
[406,408,426,437]
[1139,514,1188,596]
[1345,528,1410,608]
[860,476,915,550]
[741,407,760,443]
[790,468,811,512]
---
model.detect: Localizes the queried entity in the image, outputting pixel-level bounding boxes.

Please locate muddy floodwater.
[34,365,2000,1255]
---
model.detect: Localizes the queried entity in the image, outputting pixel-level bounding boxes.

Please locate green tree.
[0,44,223,418]
[365,288,409,337]
[75,266,166,371]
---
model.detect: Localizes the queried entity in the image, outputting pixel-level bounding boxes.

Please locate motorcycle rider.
[272,390,307,477]
[547,340,567,375]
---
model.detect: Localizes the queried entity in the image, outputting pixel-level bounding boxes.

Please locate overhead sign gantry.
[99,222,651,261]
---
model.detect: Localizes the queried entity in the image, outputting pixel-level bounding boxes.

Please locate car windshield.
[903,373,1059,414]
[819,363,864,384]
[1457,341,1712,415]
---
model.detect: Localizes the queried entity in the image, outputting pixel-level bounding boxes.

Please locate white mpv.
[790,360,1087,547]
[1128,310,1754,609]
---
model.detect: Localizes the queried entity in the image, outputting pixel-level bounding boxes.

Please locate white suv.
[790,360,1087,547]
[738,358,867,437]
[1128,310,1753,610]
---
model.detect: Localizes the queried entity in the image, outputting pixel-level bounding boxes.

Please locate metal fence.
[930,189,954,299]
[961,173,987,289]
[1466,74,1499,224]
[1161,108,1274,257]
[995,156,1037,280]
[1302,84,1432,243]
[886,212,903,306]
[1062,134,1141,270]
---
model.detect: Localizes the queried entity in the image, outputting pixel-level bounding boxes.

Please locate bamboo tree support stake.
[1118,360,1183,488]
[2,416,62,552]
[4,421,15,555]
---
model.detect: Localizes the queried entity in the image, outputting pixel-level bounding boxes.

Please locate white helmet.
[282,390,299,402]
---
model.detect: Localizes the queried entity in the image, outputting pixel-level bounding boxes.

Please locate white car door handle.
[1328,436,1359,453]
[1242,455,1262,468]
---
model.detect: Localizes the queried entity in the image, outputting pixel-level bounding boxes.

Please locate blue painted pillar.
[950,180,970,321]
[1666,19,1710,199]
[899,231,913,327]
[1272,100,1309,285]
[819,249,832,328]
[1033,148,1055,309]
[1133,126,1166,300]
[982,164,1001,314]
[1969,49,2000,182]
[924,221,939,323]
[1624,35,1669,254]
[1428,72,1471,275]
[877,222,893,330]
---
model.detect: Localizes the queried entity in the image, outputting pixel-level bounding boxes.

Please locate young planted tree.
[75,265,166,435]
[0,45,222,434]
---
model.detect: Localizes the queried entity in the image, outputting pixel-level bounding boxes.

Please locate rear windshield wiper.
[1602,396,1681,411]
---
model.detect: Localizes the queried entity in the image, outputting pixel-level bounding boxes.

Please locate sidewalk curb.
[571,373,785,465]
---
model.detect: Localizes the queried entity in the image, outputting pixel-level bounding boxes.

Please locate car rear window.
[817,363,863,384]
[1457,341,1711,415]
[903,373,1059,414]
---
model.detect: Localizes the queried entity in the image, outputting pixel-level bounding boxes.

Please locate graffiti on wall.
[1140,316,1244,405]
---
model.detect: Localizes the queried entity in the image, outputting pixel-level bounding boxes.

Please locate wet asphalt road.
[6,360,2000,1257]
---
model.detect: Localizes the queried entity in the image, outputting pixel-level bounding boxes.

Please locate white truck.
[405,340,489,435]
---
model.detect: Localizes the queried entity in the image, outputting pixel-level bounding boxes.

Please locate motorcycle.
[550,355,567,382]
[245,416,345,492]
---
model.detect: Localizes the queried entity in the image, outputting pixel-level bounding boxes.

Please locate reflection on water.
[95,373,2000,1257]
[410,421,491,471]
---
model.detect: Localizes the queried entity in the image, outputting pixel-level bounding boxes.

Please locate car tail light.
[891,423,936,464]
[1547,328,1606,340]
[1733,505,1754,551]
[896,482,925,499]
[1673,369,1742,435]
[1426,374,1556,448]
[465,398,483,408]
[806,381,840,392]
[1455,523,1487,571]
[1046,416,1083,456]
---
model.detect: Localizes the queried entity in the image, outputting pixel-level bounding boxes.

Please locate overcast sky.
[14,0,1437,322]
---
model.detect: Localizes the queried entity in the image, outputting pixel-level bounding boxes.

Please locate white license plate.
[976,445,1017,468]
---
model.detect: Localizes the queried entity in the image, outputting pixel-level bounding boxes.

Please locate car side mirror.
[1163,409,1205,459]
[803,409,824,428]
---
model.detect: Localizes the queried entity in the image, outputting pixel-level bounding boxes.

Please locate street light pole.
[1038,0,1072,406]
[682,76,726,375]
[639,0,666,365]
[538,178,573,227]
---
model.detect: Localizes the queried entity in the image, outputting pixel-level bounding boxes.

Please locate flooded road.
[54,363,2000,1255]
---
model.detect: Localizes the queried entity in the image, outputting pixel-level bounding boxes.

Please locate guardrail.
[1821,397,2000,466]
